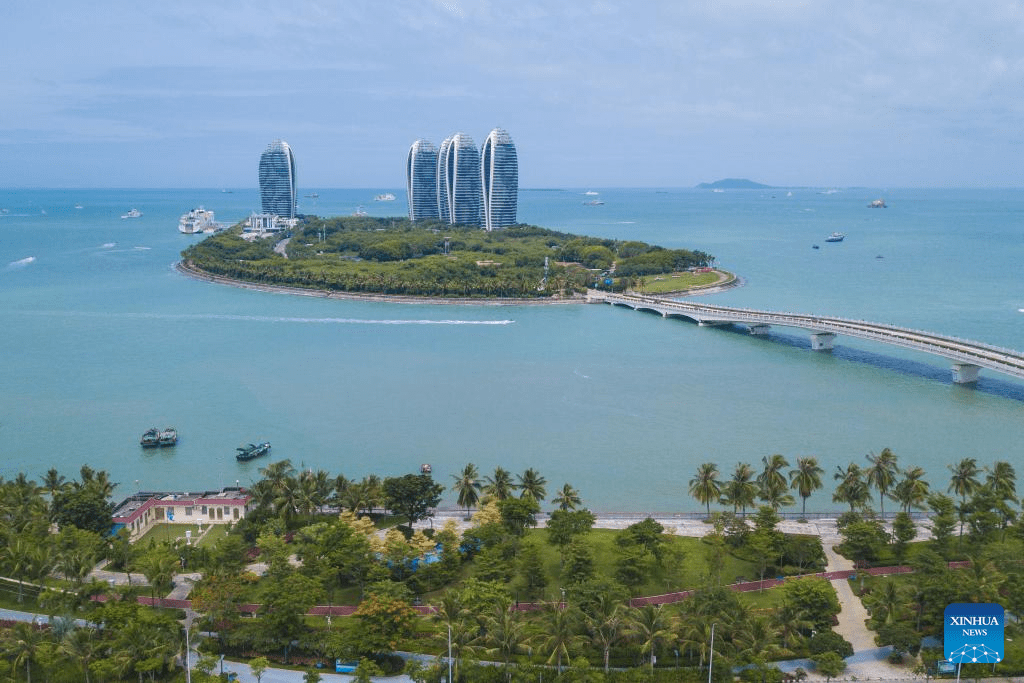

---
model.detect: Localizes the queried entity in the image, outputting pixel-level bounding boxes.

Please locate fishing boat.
[824,232,845,242]
[236,441,271,462]
[140,427,160,448]
[158,427,178,447]
[121,209,142,219]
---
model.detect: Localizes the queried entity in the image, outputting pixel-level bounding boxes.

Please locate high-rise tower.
[480,128,518,231]
[438,133,481,227]
[406,139,439,222]
[258,139,296,218]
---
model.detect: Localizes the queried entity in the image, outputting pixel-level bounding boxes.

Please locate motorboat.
[121,209,142,219]
[825,232,845,242]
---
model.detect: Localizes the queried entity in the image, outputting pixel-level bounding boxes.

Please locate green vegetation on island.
[180,216,715,299]
[695,178,772,189]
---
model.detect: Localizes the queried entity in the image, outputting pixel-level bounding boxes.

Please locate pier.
[590,291,1024,384]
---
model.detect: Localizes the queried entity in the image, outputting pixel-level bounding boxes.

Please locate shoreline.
[175,260,743,305]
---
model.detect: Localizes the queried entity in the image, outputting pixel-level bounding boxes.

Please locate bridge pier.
[951,363,980,384]
[810,332,836,351]
[748,324,771,336]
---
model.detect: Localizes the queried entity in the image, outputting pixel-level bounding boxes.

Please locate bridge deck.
[593,291,1024,382]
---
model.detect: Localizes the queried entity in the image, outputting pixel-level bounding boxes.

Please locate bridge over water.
[589,291,1024,385]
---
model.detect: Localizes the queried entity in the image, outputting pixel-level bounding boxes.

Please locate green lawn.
[631,269,733,295]
[134,523,214,547]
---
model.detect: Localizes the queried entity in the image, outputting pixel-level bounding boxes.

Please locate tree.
[892,511,917,565]
[894,466,931,513]
[382,474,444,527]
[451,463,482,516]
[865,448,898,517]
[257,571,325,662]
[50,485,114,535]
[948,457,980,542]
[721,462,758,516]
[552,483,582,511]
[536,602,585,673]
[352,587,418,654]
[484,467,515,501]
[927,493,957,559]
[839,517,887,569]
[757,454,790,508]
[832,463,870,512]
[546,508,596,552]
[625,604,675,674]
[789,456,824,517]
[249,656,270,683]
[517,468,547,501]
[779,577,841,630]
[584,591,627,674]
[814,651,846,682]
[689,462,722,517]
[498,496,540,537]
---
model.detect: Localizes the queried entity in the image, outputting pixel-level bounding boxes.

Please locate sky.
[3,1,1024,188]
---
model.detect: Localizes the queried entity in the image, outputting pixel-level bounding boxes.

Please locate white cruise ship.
[178,207,219,234]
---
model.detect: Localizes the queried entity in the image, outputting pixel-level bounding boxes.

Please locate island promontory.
[180,217,716,300]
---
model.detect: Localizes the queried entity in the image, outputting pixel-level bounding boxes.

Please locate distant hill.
[696,178,772,189]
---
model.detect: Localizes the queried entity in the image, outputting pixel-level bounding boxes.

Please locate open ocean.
[2,187,1023,512]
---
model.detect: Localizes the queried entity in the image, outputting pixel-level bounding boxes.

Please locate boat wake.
[8,256,36,267]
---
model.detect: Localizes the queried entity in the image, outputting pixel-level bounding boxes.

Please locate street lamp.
[447,623,453,683]
[708,623,716,683]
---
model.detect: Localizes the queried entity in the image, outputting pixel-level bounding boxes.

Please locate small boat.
[121,209,142,219]
[158,427,178,447]
[353,206,368,216]
[74,204,84,209]
[825,232,845,242]
[812,244,820,249]
[140,427,160,448]
[236,441,271,462]
[374,193,396,201]
[583,200,604,206]
[584,191,599,196]
[420,463,432,474]
[304,193,319,199]
[868,199,887,208]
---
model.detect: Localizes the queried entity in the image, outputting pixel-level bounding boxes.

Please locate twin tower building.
[407,128,518,231]
[258,128,518,232]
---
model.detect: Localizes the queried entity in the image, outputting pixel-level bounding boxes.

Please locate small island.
[180,216,720,301]
[696,178,772,190]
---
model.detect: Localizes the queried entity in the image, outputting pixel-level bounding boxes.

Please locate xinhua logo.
[944,603,1004,664]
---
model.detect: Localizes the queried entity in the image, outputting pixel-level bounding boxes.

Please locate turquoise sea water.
[2,187,1023,512]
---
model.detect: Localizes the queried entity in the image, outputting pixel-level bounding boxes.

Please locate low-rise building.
[111,488,254,540]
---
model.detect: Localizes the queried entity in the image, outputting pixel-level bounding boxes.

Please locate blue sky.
[3,1,1023,188]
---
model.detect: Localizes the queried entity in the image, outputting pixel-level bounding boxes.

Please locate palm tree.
[689,463,722,517]
[451,463,482,516]
[552,483,582,511]
[584,592,626,674]
[757,454,790,507]
[832,463,870,512]
[61,629,99,683]
[724,463,759,516]
[4,621,44,683]
[893,466,931,513]
[479,602,530,670]
[484,467,515,501]
[625,604,676,674]
[985,460,1017,503]
[433,590,473,682]
[789,457,824,517]
[39,468,69,497]
[948,457,980,541]
[517,468,547,502]
[865,448,899,516]
[535,602,585,673]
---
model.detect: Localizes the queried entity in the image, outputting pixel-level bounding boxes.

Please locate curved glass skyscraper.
[438,133,481,227]
[406,139,439,222]
[480,128,518,231]
[258,139,296,218]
